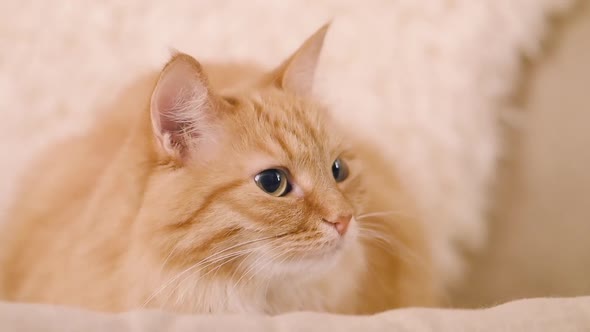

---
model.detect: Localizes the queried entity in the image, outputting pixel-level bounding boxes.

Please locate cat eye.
[254,169,292,197]
[332,158,349,182]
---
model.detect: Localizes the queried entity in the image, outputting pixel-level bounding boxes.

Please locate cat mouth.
[271,226,352,263]
[264,237,348,277]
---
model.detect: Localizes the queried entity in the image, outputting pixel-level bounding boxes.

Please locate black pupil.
[259,170,282,193]
[332,159,341,179]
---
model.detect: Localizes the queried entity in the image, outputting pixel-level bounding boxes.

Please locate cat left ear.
[150,53,221,161]
[270,23,330,96]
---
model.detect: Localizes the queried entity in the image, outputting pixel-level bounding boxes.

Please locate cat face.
[142,24,365,283]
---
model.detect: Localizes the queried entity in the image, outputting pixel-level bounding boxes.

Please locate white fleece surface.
[2,297,590,331]
[0,0,573,286]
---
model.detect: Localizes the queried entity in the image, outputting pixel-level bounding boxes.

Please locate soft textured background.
[455,2,590,306]
[1,0,586,307]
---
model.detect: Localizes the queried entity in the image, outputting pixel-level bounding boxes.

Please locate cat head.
[142,24,366,284]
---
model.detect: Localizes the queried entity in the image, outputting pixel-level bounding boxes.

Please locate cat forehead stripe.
[250,97,325,158]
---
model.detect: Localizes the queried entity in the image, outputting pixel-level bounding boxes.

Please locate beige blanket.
[2,297,589,331]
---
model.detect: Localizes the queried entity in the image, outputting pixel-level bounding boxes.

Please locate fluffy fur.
[0,26,437,314]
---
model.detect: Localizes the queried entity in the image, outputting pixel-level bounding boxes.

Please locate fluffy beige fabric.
[2,297,590,331]
[0,0,573,287]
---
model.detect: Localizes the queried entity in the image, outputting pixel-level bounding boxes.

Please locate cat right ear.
[267,23,330,96]
[150,53,220,162]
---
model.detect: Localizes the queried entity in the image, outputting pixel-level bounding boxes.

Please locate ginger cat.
[0,24,438,314]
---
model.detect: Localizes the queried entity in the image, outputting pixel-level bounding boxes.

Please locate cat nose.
[323,215,352,236]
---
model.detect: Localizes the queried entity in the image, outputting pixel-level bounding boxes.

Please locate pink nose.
[324,215,352,236]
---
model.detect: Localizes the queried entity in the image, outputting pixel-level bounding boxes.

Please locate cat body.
[0,25,437,314]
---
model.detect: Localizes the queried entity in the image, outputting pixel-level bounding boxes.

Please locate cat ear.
[150,53,220,160]
[271,23,330,96]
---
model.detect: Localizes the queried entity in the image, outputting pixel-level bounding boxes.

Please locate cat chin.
[260,230,360,281]
[257,254,343,286]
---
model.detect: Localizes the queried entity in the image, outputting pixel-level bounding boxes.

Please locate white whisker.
[357,225,428,272]
[158,241,183,277]
[357,210,415,220]
[223,238,285,307]
[172,247,264,311]
[153,248,253,309]
[141,234,280,308]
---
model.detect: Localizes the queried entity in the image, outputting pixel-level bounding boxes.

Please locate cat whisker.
[226,233,291,284]
[356,225,429,272]
[356,210,415,220]
[249,250,289,289]
[222,238,286,307]
[181,238,286,311]
[236,241,284,286]
[167,234,292,311]
[232,248,269,288]
[355,210,426,268]
[170,249,251,311]
[231,249,289,310]
[141,234,281,308]
[227,239,268,285]
[154,248,254,310]
[158,241,184,278]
